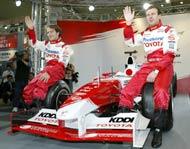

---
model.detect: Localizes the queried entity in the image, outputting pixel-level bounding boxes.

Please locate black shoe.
[117,106,131,113]
[151,128,162,148]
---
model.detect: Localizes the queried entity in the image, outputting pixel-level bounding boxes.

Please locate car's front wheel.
[44,80,71,109]
[141,82,173,131]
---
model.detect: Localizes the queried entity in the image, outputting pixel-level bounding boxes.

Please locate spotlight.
[15,0,22,7]
[143,3,151,10]
[88,5,95,12]
[165,0,171,4]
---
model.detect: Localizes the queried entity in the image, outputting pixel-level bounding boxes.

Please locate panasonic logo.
[143,37,164,42]
[45,49,59,54]
[109,117,134,123]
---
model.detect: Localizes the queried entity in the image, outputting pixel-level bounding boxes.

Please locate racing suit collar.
[147,20,162,31]
[49,37,62,44]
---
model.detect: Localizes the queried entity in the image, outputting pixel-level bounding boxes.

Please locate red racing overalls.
[119,21,178,110]
[23,29,73,105]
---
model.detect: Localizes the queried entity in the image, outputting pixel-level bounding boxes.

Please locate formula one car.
[11,50,176,148]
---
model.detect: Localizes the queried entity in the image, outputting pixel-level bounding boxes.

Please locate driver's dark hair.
[146,5,161,15]
[47,24,63,35]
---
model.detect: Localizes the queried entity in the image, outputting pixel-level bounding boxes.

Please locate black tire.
[172,72,177,98]
[142,83,173,131]
[64,79,73,93]
[142,83,154,119]
[44,80,71,109]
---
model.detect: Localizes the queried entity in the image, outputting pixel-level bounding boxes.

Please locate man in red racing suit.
[118,6,178,148]
[23,16,73,106]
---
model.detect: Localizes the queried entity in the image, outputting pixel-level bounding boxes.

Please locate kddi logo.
[38,112,56,119]
[109,117,134,123]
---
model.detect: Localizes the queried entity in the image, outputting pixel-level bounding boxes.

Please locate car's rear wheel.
[172,72,177,98]
[141,82,173,131]
[44,80,71,109]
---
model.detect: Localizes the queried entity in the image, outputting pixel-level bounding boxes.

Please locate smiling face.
[146,7,161,26]
[46,27,60,41]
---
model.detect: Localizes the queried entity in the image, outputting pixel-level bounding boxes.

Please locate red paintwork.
[11,121,133,143]
[10,78,134,143]
[61,79,121,108]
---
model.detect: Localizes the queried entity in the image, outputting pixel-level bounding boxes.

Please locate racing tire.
[141,83,173,131]
[142,83,154,119]
[172,72,177,98]
[44,80,71,109]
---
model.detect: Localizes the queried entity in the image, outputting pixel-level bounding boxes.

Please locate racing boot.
[151,128,162,148]
[151,109,167,148]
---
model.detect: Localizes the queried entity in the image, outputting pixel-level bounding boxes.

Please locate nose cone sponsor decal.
[28,109,58,126]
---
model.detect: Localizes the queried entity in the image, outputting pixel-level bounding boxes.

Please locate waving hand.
[25,16,34,30]
[123,6,135,26]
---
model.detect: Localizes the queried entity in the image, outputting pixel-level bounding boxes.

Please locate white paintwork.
[56,99,98,120]
[28,108,58,126]
[63,110,150,148]
[28,105,150,148]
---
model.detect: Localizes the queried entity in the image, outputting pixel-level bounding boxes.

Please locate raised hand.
[123,6,135,26]
[25,16,34,30]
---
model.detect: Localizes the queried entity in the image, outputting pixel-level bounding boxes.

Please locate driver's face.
[146,8,160,26]
[46,27,59,41]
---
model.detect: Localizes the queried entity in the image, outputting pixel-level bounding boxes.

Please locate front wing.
[10,108,150,148]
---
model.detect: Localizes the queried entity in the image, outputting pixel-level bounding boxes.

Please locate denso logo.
[109,117,134,123]
[30,125,58,133]
[38,112,56,119]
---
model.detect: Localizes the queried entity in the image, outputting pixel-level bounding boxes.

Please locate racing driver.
[23,16,73,107]
[118,5,178,148]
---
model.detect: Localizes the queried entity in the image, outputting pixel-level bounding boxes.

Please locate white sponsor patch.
[28,108,58,126]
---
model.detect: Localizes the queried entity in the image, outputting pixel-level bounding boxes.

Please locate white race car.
[11,50,176,149]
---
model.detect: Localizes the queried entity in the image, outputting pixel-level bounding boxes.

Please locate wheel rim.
[55,88,70,109]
